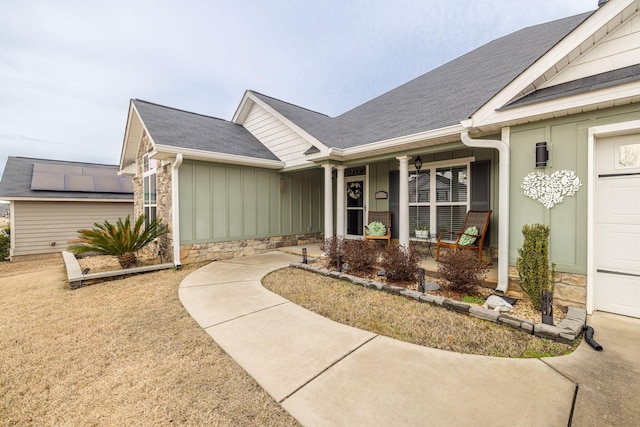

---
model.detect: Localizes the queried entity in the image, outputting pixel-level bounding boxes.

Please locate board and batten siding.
[242,102,314,168]
[11,200,134,257]
[544,13,640,87]
[179,161,323,244]
[508,104,640,274]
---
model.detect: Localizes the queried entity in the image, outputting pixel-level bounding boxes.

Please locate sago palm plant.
[70,215,168,268]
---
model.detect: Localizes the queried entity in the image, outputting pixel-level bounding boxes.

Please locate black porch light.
[535,142,549,168]
[414,156,423,171]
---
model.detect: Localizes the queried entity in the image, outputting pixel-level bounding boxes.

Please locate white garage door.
[595,134,640,318]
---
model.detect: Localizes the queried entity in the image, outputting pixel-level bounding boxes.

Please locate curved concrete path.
[179,251,640,426]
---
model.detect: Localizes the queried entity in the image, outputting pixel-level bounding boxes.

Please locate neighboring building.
[0,157,134,259]
[119,0,640,318]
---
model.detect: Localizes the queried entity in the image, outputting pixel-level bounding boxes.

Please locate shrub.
[379,243,421,281]
[320,235,344,269]
[69,215,168,269]
[342,239,378,273]
[516,224,551,311]
[0,233,9,261]
[437,250,489,295]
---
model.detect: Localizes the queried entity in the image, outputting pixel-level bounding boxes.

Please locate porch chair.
[364,211,391,247]
[435,210,492,262]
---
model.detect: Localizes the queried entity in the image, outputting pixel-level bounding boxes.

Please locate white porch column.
[322,164,334,240]
[335,165,346,237]
[397,156,410,247]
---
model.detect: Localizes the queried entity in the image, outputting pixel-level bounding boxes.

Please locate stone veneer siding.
[134,132,174,262]
[180,232,323,264]
[508,266,586,308]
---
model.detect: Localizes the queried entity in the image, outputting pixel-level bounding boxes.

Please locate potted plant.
[415,226,431,239]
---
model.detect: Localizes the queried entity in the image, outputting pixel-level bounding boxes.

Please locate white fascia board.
[342,124,464,159]
[4,197,133,203]
[154,144,285,169]
[304,124,464,162]
[473,0,634,126]
[471,81,640,129]
[231,90,254,124]
[239,92,331,154]
[119,101,155,175]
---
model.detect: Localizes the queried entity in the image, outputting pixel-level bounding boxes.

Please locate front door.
[595,134,640,318]
[346,178,365,237]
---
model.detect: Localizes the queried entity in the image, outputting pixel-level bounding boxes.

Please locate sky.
[0,0,596,183]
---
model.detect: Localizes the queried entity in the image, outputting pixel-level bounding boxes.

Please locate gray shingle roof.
[254,12,592,149]
[133,99,280,161]
[0,157,133,200]
[250,92,342,147]
[502,63,640,110]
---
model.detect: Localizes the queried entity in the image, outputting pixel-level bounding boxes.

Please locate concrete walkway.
[179,250,640,426]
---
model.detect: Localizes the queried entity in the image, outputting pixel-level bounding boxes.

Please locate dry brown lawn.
[0,257,298,427]
[263,268,577,358]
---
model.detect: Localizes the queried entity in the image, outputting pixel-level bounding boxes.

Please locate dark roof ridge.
[133,99,233,123]
[249,91,333,118]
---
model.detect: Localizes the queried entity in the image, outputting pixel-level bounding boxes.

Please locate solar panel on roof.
[30,162,133,194]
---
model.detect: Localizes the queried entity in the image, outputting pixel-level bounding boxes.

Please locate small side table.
[415,231,434,258]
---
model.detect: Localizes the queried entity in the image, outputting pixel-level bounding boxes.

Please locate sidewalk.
[179,250,640,426]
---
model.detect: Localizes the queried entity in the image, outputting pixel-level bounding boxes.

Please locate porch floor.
[278,242,498,285]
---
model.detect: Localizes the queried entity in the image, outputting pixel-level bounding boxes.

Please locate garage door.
[595,134,640,318]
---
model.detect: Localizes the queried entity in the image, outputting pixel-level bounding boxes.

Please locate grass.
[0,257,298,426]
[463,295,486,305]
[262,268,577,358]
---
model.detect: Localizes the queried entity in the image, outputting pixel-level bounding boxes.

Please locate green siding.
[179,161,323,244]
[509,104,640,274]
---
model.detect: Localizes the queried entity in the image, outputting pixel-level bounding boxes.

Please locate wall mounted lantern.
[414,156,423,171]
[535,142,549,168]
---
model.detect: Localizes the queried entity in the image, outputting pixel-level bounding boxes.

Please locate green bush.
[342,239,378,273]
[379,243,421,281]
[69,215,168,269]
[0,234,9,261]
[516,224,552,311]
[437,250,488,295]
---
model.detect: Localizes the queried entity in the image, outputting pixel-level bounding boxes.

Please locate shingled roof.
[0,157,133,200]
[133,100,280,161]
[251,12,592,149]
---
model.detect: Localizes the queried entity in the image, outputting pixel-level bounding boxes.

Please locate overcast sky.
[1,0,595,182]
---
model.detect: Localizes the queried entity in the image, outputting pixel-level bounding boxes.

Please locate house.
[119,0,640,318]
[0,157,134,259]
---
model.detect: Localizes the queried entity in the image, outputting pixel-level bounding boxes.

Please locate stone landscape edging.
[62,250,174,290]
[290,262,585,345]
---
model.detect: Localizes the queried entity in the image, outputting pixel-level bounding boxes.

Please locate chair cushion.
[367,221,387,236]
[458,226,478,246]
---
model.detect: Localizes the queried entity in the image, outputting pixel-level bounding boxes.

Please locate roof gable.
[132,100,280,162]
[471,0,640,130]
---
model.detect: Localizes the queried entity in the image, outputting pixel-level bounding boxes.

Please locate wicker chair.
[435,210,492,262]
[364,211,391,247]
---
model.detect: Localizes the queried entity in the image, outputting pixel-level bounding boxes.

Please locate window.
[143,154,157,226]
[409,161,470,240]
[617,142,640,168]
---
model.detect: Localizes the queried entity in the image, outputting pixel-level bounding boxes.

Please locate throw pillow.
[458,226,478,246]
[367,221,387,236]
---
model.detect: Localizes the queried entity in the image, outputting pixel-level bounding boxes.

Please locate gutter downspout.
[460,127,509,293]
[171,154,183,267]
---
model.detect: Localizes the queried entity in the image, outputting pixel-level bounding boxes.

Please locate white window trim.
[409,157,474,238]
[143,153,157,224]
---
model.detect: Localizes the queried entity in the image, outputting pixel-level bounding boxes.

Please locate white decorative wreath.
[521,170,582,209]
[347,182,362,200]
